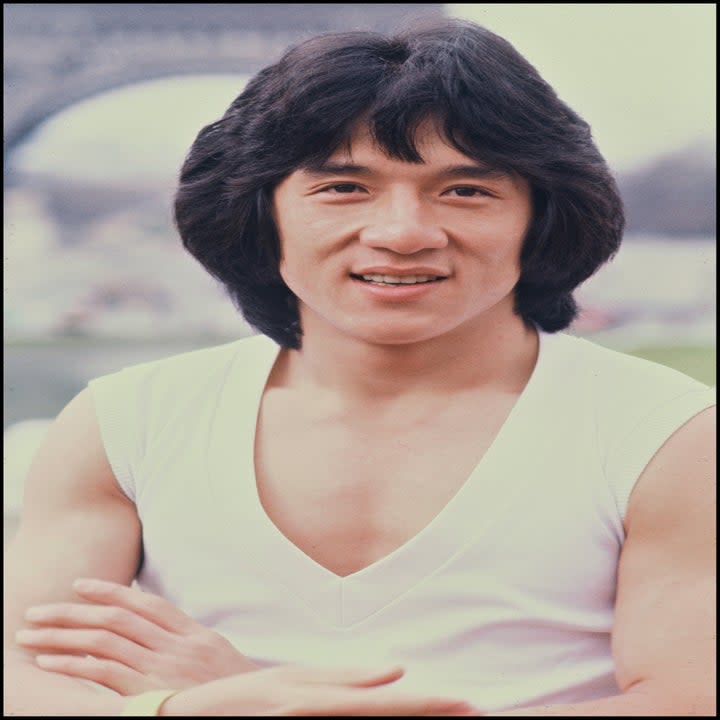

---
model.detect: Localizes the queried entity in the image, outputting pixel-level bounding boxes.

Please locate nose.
[358,193,448,254]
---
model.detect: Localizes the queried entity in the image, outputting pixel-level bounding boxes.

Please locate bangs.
[296,108,514,179]
[289,61,517,176]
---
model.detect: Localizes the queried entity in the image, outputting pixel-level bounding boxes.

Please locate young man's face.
[272,122,533,346]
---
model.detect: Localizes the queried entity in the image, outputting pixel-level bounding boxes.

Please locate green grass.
[4,337,716,385]
[626,345,716,386]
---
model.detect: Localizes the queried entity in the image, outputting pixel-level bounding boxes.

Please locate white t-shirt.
[88,331,715,712]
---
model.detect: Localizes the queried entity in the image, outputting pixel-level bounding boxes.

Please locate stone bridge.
[3,3,444,157]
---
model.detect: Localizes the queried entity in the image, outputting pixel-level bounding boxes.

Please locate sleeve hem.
[87,375,137,503]
[605,387,716,528]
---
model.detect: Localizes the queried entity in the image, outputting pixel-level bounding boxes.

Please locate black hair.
[175,18,624,349]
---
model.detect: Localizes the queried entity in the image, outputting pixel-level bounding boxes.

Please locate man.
[4,18,715,717]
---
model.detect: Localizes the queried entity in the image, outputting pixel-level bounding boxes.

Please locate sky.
[11,3,716,185]
[448,3,716,170]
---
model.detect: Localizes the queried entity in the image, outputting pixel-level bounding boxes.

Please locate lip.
[350,274,447,301]
[351,266,450,278]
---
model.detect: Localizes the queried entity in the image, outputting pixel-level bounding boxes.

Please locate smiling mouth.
[350,273,447,286]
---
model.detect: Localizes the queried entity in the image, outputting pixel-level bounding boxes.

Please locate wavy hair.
[175,18,624,348]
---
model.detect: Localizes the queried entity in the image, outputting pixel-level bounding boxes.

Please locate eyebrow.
[301,161,510,181]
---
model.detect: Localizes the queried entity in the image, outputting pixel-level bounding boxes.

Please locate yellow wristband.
[121,689,179,716]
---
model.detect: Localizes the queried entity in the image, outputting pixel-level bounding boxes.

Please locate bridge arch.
[4,4,444,157]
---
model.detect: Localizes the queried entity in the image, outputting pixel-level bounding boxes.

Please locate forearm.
[490,684,714,717]
[4,651,125,716]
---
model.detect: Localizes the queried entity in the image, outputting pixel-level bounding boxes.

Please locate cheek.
[468,223,527,269]
[277,248,306,288]
[490,208,532,265]
[278,214,348,281]
[274,213,312,277]
[276,235,325,292]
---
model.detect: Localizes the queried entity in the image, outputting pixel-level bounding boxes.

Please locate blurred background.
[3,4,716,545]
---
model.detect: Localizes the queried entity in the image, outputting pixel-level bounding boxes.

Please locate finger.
[72,578,198,635]
[277,664,405,687]
[15,628,151,673]
[287,687,475,716]
[35,653,153,696]
[315,694,475,716]
[24,602,171,651]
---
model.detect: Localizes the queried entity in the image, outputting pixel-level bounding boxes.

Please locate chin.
[341,319,458,347]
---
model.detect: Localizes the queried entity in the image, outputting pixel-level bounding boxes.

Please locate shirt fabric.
[88,331,715,712]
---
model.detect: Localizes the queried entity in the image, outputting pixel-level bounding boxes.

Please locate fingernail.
[24,607,44,620]
[35,655,63,670]
[74,578,108,591]
[15,629,35,642]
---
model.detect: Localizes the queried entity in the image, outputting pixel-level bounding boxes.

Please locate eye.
[320,183,367,194]
[443,186,493,198]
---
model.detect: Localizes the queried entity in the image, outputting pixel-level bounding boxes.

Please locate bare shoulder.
[612,406,715,711]
[4,388,142,652]
[624,405,715,543]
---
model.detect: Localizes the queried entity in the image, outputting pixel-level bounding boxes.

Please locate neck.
[277,308,540,407]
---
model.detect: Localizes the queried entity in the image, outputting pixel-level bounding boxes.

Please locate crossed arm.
[3,391,472,716]
[4,390,716,715]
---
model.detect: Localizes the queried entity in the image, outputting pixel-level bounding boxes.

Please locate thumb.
[282,664,405,687]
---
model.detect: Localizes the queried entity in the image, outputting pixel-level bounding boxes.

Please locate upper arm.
[3,388,142,657]
[612,405,716,713]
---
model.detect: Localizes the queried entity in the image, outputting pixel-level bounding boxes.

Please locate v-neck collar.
[210,330,553,628]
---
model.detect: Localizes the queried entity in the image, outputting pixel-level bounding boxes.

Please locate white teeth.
[360,274,439,285]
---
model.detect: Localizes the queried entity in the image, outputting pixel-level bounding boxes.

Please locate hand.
[160,664,478,716]
[16,577,258,695]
